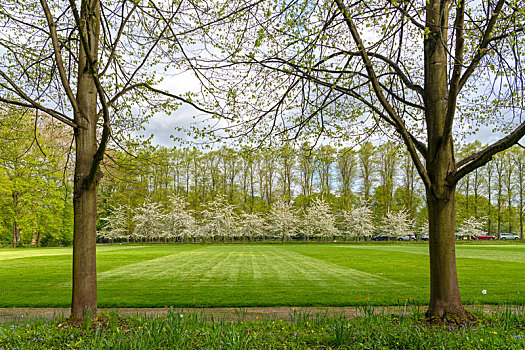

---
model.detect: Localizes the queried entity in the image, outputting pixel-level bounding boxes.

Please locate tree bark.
[71,0,101,321]
[424,0,468,320]
[12,220,19,247]
[71,163,98,320]
[426,187,465,317]
[488,167,493,235]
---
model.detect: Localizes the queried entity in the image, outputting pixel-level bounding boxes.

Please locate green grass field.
[0,243,523,307]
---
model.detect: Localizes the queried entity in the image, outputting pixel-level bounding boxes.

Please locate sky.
[137,78,507,149]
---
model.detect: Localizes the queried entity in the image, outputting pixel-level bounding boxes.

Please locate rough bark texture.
[70,0,101,321]
[426,188,465,317]
[71,164,98,320]
[423,0,468,319]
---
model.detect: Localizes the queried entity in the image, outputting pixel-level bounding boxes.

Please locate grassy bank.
[1,306,524,349]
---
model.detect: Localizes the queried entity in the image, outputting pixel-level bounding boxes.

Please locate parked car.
[397,234,416,241]
[371,234,392,241]
[421,235,429,241]
[500,233,520,240]
[471,234,495,240]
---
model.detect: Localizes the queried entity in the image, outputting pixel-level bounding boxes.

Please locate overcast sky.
[138,100,508,150]
[136,70,511,149]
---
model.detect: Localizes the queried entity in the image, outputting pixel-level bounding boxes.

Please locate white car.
[500,233,519,240]
[397,234,416,241]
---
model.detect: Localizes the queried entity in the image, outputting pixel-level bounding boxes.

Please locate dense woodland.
[1,112,524,246]
[0,111,74,247]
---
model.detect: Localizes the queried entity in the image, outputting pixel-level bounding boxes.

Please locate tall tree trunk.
[424,0,467,319]
[72,159,98,320]
[426,187,464,317]
[71,0,101,321]
[488,168,492,235]
[474,169,479,217]
[12,220,19,247]
[517,155,524,238]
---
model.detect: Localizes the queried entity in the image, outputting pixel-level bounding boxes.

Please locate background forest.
[1,111,524,246]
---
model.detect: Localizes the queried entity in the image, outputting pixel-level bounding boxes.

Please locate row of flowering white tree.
[98,195,447,243]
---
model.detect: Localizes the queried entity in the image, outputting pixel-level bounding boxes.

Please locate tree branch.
[0,72,77,128]
[334,0,431,190]
[442,0,465,143]
[40,0,80,119]
[99,1,139,77]
[124,83,229,118]
[386,0,426,30]
[68,0,111,186]
[457,0,506,91]
[451,120,525,185]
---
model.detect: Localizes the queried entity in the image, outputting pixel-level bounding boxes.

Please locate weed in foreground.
[0,307,524,349]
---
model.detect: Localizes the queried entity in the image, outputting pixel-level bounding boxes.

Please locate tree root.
[425,308,479,327]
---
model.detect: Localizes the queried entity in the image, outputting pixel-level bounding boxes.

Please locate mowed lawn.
[0,244,523,307]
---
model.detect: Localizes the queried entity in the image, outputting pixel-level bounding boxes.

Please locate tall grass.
[1,306,524,349]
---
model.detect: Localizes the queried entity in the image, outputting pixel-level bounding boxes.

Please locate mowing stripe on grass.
[0,245,147,261]
[331,245,525,263]
[99,245,408,288]
[0,248,73,261]
[95,245,420,307]
[1,244,523,307]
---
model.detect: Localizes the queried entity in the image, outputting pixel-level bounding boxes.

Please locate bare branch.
[40,0,80,118]
[458,0,506,91]
[334,0,431,189]
[122,83,229,118]
[0,71,77,128]
[99,1,139,77]
[386,0,425,30]
[451,121,525,184]
[316,51,424,96]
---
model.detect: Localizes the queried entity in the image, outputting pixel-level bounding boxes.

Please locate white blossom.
[164,195,196,240]
[239,212,266,241]
[457,216,486,239]
[201,195,238,241]
[132,200,166,240]
[98,205,132,241]
[339,205,374,240]
[301,198,338,240]
[380,209,414,239]
[268,198,297,242]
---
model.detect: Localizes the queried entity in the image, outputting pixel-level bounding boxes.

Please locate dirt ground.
[0,305,518,323]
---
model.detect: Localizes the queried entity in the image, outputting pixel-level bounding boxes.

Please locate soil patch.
[0,305,517,323]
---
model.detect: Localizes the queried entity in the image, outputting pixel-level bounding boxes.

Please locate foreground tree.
[194,0,525,320]
[0,0,223,320]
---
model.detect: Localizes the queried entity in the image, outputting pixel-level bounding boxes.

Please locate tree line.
[98,140,525,240]
[0,110,73,247]
[3,115,524,248]
[99,195,413,243]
